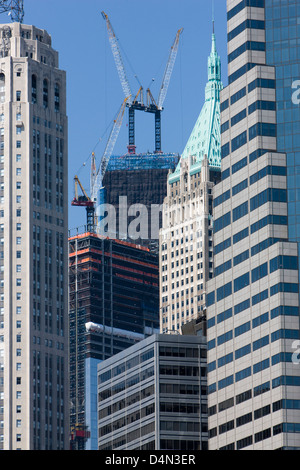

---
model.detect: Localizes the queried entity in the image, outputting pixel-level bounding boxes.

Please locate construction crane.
[0,0,24,23]
[71,97,129,232]
[101,11,146,155]
[101,10,182,154]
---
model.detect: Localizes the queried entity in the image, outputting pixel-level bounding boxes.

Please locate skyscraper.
[0,23,69,450]
[68,231,159,450]
[160,30,222,333]
[207,0,300,450]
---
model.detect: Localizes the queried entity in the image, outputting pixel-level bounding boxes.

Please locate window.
[233,201,248,222]
[16,90,21,102]
[43,79,48,108]
[217,281,232,302]
[249,122,276,140]
[234,272,249,292]
[221,142,230,159]
[251,262,268,283]
[232,156,247,174]
[228,41,265,64]
[230,86,246,105]
[235,321,250,337]
[54,83,60,112]
[32,74,37,104]
[231,131,247,153]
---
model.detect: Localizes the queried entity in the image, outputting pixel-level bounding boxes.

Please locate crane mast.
[0,0,24,23]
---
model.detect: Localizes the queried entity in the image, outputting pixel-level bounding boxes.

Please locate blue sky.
[3,0,228,229]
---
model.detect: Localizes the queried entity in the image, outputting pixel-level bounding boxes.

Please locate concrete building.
[206,0,300,450]
[159,31,222,333]
[68,231,159,450]
[0,23,69,449]
[97,334,208,450]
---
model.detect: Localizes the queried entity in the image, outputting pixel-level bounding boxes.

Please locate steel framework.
[0,0,24,23]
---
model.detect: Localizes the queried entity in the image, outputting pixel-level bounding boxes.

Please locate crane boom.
[0,0,24,23]
[101,11,132,104]
[91,97,129,203]
[157,28,183,110]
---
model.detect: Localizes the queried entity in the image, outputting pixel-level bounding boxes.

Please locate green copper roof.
[169,31,223,184]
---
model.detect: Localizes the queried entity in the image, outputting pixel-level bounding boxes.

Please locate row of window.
[209,352,295,395]
[210,398,300,440]
[219,421,299,450]
[221,100,276,135]
[209,375,300,418]
[221,122,276,159]
[32,75,60,111]
[228,40,265,64]
[99,347,154,384]
[214,186,287,233]
[227,0,265,22]
[208,326,299,372]
[228,19,265,42]
[208,255,297,307]
[221,148,271,181]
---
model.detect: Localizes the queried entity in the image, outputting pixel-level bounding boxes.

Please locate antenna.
[212,0,215,34]
[0,0,24,23]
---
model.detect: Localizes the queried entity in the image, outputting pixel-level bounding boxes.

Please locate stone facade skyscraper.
[0,22,69,450]
[160,31,222,333]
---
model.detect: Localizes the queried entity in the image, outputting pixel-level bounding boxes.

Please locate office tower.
[207,0,300,450]
[97,334,208,450]
[68,231,159,450]
[264,0,300,243]
[0,23,68,450]
[159,31,222,333]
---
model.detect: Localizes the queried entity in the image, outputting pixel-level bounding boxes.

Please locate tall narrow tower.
[160,30,222,333]
[0,22,69,450]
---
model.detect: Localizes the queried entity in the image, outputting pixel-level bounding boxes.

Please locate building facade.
[159,31,222,333]
[68,231,159,449]
[97,334,208,450]
[160,156,220,333]
[0,23,69,449]
[206,0,300,450]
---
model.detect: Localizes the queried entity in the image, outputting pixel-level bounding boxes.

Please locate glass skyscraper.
[265,0,300,241]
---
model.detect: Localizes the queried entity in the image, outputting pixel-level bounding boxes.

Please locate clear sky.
[1,0,228,230]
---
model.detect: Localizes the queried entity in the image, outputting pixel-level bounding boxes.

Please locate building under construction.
[68,230,159,450]
[102,152,180,248]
